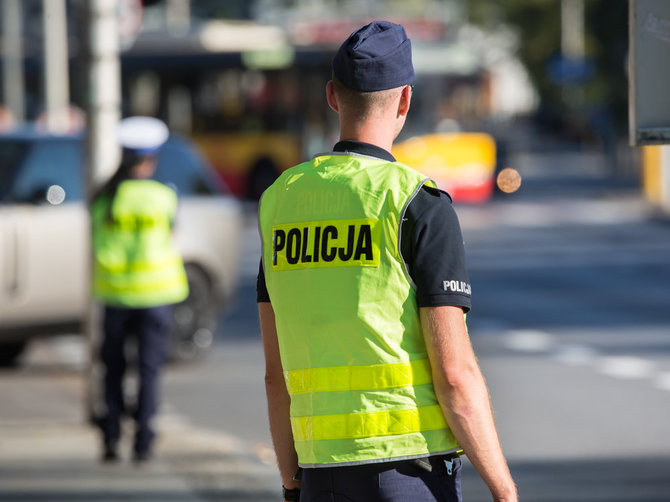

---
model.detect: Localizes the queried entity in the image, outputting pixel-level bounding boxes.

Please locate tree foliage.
[470,0,628,136]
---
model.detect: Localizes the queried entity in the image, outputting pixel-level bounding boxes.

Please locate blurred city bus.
[121,20,327,200]
[392,132,497,204]
[120,18,498,202]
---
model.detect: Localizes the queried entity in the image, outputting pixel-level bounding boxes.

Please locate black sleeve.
[401,186,471,312]
[257,259,271,303]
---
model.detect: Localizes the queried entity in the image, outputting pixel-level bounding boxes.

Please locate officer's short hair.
[332,76,404,119]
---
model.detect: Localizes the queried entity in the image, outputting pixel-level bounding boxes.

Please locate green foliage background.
[470,0,628,136]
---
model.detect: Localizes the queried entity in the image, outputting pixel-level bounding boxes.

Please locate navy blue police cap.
[332,20,414,92]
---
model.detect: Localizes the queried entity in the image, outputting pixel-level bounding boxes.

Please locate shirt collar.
[333,140,396,162]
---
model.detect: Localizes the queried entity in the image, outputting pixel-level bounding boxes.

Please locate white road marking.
[552,344,598,366]
[597,356,656,380]
[502,330,668,394]
[654,372,670,392]
[503,330,554,352]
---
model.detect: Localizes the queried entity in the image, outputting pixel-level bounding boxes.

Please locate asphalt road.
[6,146,670,501]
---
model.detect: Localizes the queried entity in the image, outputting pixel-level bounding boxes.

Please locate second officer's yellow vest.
[259,153,460,467]
[92,179,189,308]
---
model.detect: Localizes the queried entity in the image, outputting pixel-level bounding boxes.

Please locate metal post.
[84,0,121,190]
[561,0,585,60]
[2,0,25,125]
[560,0,586,109]
[81,0,121,424]
[43,0,70,133]
[166,0,191,34]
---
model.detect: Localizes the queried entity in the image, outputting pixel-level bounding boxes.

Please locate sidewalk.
[0,420,280,502]
[0,344,281,502]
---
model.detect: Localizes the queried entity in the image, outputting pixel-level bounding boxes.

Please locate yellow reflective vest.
[92,179,189,308]
[259,153,460,467]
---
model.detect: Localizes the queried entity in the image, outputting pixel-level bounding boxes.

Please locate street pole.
[84,0,121,190]
[561,0,585,60]
[166,0,191,34]
[2,0,25,125]
[560,0,586,109]
[43,0,70,133]
[81,0,121,424]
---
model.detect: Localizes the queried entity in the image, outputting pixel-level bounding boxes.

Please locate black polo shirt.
[256,141,471,312]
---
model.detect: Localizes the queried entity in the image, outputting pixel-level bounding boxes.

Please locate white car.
[0,128,243,365]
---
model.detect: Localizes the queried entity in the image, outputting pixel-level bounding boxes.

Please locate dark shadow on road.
[462,456,670,502]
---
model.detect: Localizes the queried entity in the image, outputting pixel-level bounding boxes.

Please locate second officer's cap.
[117,116,169,156]
[332,20,414,92]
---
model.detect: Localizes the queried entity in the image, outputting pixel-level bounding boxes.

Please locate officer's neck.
[338,120,396,153]
[338,99,407,153]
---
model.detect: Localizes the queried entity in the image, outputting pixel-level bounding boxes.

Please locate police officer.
[257,21,517,501]
[92,117,189,463]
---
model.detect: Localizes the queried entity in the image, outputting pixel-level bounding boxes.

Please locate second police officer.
[92,117,189,463]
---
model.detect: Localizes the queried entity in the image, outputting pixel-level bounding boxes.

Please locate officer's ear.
[397,85,412,118]
[326,80,340,113]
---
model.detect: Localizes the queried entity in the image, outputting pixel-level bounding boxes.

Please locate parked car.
[0,127,244,366]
